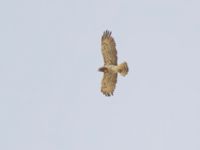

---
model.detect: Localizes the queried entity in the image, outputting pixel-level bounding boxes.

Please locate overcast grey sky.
[0,0,200,150]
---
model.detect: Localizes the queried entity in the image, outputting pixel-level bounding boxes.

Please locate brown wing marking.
[101,72,117,96]
[101,30,117,65]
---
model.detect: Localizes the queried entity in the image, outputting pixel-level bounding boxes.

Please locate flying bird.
[98,30,129,96]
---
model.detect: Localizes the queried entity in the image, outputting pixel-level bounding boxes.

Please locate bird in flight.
[98,30,129,96]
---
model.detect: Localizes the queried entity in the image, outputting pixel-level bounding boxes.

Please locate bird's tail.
[117,62,129,76]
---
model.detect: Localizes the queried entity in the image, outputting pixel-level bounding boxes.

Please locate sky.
[0,0,200,150]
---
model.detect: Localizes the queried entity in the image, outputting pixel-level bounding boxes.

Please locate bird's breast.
[105,65,118,73]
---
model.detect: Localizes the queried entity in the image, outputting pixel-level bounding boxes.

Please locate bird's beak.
[98,67,102,72]
[98,67,105,72]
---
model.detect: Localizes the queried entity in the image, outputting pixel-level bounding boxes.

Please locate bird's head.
[98,67,108,73]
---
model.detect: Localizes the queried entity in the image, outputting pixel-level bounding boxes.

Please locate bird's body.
[98,30,129,96]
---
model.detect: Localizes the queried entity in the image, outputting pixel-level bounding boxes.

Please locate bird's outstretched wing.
[101,72,117,96]
[101,30,118,65]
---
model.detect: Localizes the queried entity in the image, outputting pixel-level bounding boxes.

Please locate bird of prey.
[98,30,129,96]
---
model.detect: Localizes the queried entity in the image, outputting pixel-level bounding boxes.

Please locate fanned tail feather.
[118,62,129,76]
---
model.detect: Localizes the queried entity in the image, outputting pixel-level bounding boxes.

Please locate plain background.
[0,0,200,150]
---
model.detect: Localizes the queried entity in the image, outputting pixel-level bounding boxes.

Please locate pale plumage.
[98,30,129,96]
